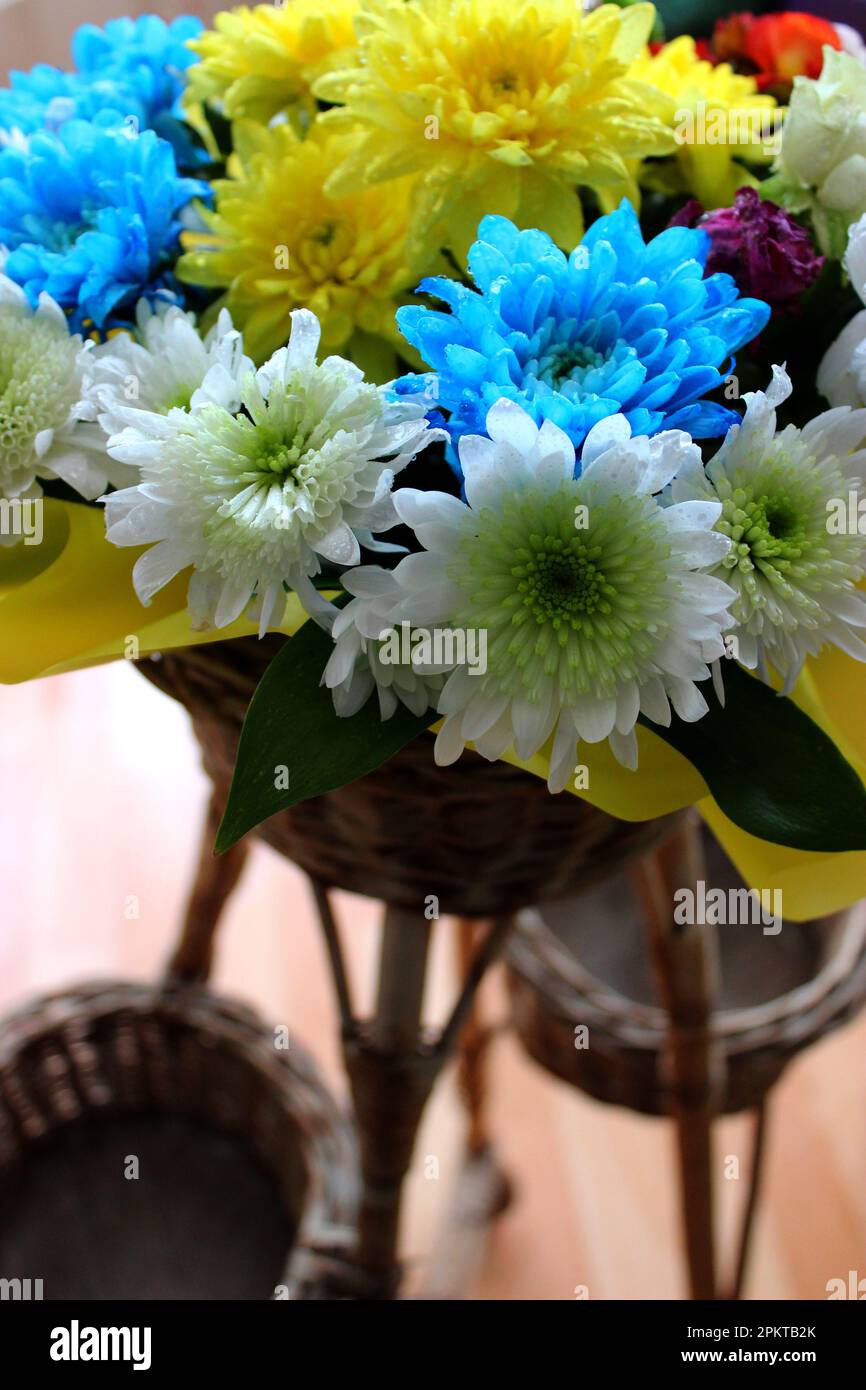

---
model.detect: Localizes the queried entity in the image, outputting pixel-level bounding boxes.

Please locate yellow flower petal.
[314,0,673,260]
[178,121,419,363]
[184,0,359,125]
[629,35,779,208]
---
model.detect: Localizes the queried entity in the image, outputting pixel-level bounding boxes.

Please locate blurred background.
[1,0,866,1301]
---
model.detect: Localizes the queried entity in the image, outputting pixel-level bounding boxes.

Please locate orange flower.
[713,10,841,98]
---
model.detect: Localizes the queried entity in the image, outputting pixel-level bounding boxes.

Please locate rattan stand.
[136,638,866,1299]
[507,814,866,1300]
[137,641,678,1297]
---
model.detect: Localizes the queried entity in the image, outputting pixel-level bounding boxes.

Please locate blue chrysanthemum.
[73,15,204,164]
[0,16,204,167]
[0,120,208,330]
[0,68,126,137]
[395,201,771,474]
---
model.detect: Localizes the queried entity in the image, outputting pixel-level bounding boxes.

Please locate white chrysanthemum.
[769,49,866,257]
[818,213,866,408]
[667,365,866,692]
[322,567,446,718]
[103,308,443,634]
[82,299,255,440]
[0,275,125,528]
[367,399,734,791]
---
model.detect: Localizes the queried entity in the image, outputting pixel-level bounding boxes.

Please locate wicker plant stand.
[138,637,681,1298]
[506,816,866,1299]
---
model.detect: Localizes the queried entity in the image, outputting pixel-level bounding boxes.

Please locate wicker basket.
[139,637,680,916]
[0,981,359,1299]
[506,887,866,1116]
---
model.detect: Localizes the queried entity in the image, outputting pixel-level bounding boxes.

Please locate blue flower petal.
[665,400,741,438]
[0,119,206,330]
[395,198,770,477]
[1,17,205,166]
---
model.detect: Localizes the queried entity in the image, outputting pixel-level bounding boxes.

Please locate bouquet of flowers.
[2,2,866,919]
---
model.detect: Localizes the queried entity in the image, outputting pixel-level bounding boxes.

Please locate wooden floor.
[1,661,865,1300]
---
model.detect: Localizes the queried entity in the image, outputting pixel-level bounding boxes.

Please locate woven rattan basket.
[139,637,680,916]
[506,894,866,1116]
[0,981,359,1299]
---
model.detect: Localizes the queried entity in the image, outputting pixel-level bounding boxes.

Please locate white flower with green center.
[103,308,444,634]
[0,275,124,526]
[82,299,255,441]
[818,213,866,409]
[322,567,446,718]
[667,365,866,692]
[342,399,733,790]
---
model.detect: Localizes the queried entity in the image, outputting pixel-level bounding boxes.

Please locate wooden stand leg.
[165,787,250,985]
[345,906,436,1296]
[307,884,513,1299]
[728,1101,769,1301]
[417,920,513,1300]
[673,1100,717,1301]
[633,815,723,1301]
[455,918,493,1157]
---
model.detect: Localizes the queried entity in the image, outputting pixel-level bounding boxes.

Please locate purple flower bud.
[668,188,824,314]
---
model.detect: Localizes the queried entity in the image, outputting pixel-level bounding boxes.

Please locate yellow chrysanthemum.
[629,37,781,209]
[177,121,418,364]
[184,0,359,129]
[314,0,675,261]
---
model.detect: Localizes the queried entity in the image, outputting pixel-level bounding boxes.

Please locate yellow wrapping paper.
[3,500,866,919]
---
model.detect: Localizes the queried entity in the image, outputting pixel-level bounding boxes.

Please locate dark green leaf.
[219,621,866,854]
[640,662,866,852]
[215,616,432,852]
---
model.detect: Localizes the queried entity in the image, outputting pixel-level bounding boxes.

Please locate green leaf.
[215,616,433,852]
[218,622,866,855]
[640,663,866,853]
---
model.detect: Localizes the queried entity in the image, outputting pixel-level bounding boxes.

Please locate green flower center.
[0,305,77,486]
[710,438,864,628]
[163,386,194,412]
[311,220,339,247]
[718,488,808,571]
[38,217,87,255]
[256,438,306,476]
[186,365,387,579]
[764,498,801,542]
[516,540,607,625]
[537,342,605,390]
[448,482,673,702]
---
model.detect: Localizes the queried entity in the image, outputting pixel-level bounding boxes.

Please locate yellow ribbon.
[0,500,307,680]
[3,499,866,919]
